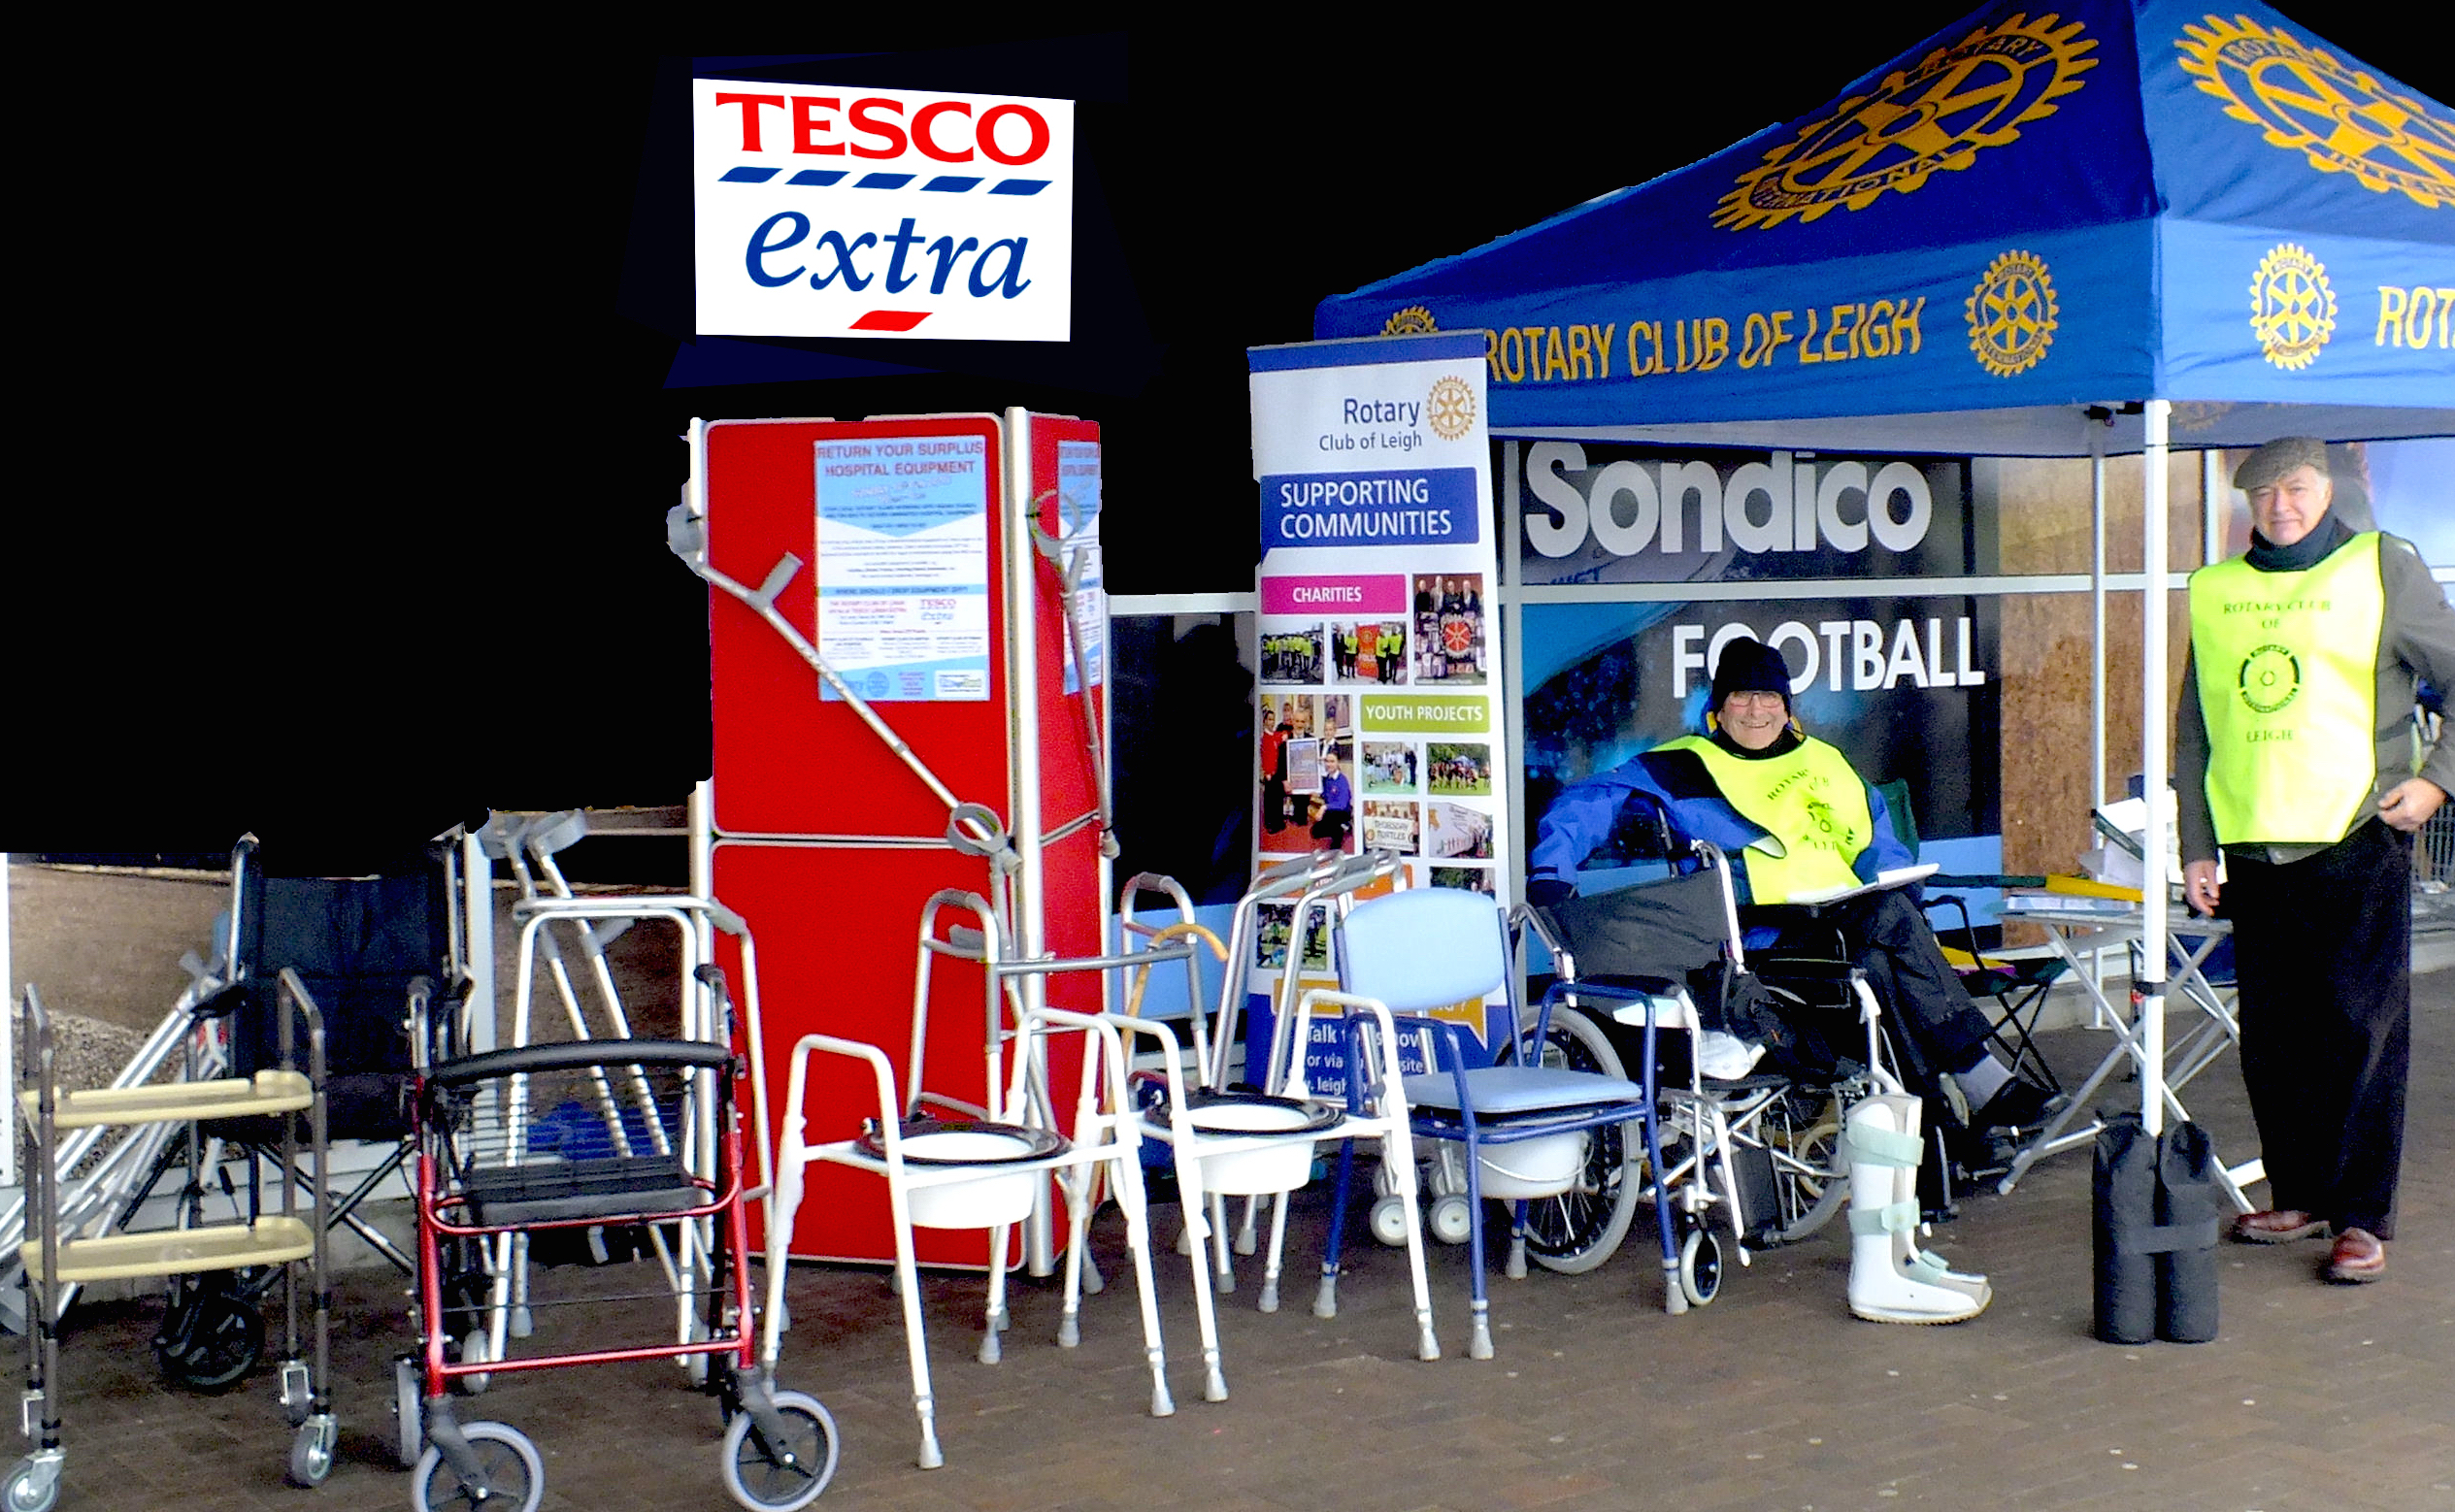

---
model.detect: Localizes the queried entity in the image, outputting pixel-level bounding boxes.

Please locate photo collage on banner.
[1247,332,1509,1080]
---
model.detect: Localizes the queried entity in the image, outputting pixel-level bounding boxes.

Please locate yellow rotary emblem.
[1425,377,1476,441]
[1714,12,2096,230]
[2177,16,2455,211]
[1965,249,2059,376]
[1382,306,1439,335]
[2248,243,2336,370]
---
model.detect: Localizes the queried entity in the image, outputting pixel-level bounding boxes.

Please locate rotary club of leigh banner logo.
[2249,243,2336,369]
[1714,13,2096,230]
[2177,16,2455,211]
[1383,306,1439,335]
[1966,249,2059,376]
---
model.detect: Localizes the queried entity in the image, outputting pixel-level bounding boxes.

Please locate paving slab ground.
[11,969,2450,1512]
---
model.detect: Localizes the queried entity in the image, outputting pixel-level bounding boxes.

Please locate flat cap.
[2233,436,2331,491]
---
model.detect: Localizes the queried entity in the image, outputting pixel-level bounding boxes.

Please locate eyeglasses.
[1723,691,1785,708]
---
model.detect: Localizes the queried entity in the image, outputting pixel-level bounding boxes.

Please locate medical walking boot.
[1845,1095,1987,1324]
[1885,1095,1991,1304]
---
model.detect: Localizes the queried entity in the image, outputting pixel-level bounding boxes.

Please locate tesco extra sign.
[693,81,1074,342]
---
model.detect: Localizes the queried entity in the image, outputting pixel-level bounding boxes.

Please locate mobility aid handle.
[426,1037,734,1091]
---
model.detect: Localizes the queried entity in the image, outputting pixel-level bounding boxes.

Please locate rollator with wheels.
[405,974,830,1511]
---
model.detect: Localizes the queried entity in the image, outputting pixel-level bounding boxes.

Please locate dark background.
[15,13,2426,867]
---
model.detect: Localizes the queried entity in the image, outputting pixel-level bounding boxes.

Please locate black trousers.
[1766,890,1994,1090]
[2223,819,2410,1238]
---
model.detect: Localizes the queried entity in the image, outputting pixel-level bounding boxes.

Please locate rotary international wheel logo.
[2248,243,2336,370]
[2239,644,2301,714]
[2177,16,2455,211]
[1382,306,1439,335]
[1425,376,1476,441]
[1714,13,2097,230]
[1965,249,2059,376]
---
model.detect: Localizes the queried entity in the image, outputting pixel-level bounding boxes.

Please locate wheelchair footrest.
[458,1154,702,1227]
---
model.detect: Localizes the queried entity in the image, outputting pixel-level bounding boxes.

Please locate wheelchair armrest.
[1540,974,1683,1004]
[1748,956,1861,983]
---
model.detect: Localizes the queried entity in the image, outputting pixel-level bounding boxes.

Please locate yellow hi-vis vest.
[2188,533,2385,846]
[1657,734,1873,904]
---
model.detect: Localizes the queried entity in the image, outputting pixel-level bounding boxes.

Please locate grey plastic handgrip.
[665,502,705,561]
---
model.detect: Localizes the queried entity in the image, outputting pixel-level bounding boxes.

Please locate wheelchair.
[1515,805,1922,1305]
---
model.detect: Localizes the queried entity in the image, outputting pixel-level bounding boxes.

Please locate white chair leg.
[1172,1150,1229,1401]
[1385,1133,1440,1361]
[887,1209,943,1469]
[1057,1172,1092,1349]
[980,1220,1013,1364]
[1108,1153,1176,1419]
[1206,1192,1237,1292]
[1260,1185,1293,1313]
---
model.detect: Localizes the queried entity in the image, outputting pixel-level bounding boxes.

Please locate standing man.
[2179,437,2455,1285]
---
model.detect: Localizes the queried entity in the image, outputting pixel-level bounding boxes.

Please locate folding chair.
[1323,886,1655,1360]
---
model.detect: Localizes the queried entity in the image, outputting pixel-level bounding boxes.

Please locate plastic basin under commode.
[1476,1131,1588,1200]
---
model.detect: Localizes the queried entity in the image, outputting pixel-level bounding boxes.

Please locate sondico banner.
[693,81,1075,341]
[1246,331,1509,1084]
[1512,439,2003,883]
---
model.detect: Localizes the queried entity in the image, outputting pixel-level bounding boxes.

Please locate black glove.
[1527,876,1576,908]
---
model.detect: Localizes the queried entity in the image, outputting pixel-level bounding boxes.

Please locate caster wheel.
[1428,1194,1474,1247]
[1368,1195,1411,1248]
[456,1330,492,1396]
[719,1390,838,1511]
[412,1421,543,1512]
[3,1461,58,1512]
[393,1355,424,1469]
[286,1416,336,1488]
[1679,1225,1723,1307]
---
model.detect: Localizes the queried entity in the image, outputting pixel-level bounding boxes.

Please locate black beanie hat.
[1710,637,1793,709]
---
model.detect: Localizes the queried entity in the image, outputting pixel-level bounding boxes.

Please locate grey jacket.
[2177,530,2455,866]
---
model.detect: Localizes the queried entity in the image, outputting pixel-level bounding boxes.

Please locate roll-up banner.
[1247,332,1510,1088]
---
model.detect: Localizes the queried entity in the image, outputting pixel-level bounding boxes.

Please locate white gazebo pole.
[2091,426,2107,809]
[2203,448,2226,567]
[2140,400,2173,1134]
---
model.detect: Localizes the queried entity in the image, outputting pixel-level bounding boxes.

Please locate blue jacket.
[1530,742,1912,906]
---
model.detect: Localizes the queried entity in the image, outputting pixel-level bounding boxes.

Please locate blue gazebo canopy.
[1315,0,2454,454]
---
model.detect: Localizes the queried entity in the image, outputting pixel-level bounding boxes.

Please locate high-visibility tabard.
[1658,734,1872,903]
[2188,534,2385,846]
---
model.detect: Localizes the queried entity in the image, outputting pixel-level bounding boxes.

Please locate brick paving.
[16,980,2452,1512]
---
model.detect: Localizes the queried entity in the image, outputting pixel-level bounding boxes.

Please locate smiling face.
[1718,689,1788,751]
[2248,463,2333,546]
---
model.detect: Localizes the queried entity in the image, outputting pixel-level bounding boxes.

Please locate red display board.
[708,415,1012,840]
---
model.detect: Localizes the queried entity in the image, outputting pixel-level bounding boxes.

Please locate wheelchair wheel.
[719,1390,839,1511]
[1760,1092,1848,1245]
[154,1274,263,1394]
[1521,1008,1641,1275]
[1678,1224,1723,1306]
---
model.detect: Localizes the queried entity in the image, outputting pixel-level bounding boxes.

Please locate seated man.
[1527,637,2044,1134]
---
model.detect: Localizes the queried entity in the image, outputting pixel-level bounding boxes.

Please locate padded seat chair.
[1320,886,1656,1360]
